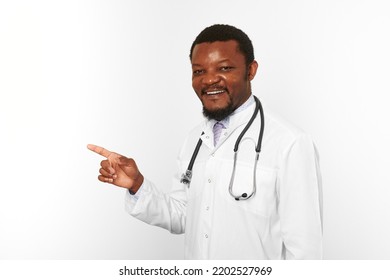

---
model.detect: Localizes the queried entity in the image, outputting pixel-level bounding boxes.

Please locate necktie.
[213,122,225,146]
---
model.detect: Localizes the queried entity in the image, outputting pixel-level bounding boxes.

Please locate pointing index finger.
[87,144,112,158]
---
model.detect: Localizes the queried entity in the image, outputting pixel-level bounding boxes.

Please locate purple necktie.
[213,122,225,146]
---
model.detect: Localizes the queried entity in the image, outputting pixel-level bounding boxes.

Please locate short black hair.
[189,24,255,66]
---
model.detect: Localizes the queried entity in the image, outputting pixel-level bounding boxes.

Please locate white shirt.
[125,96,323,259]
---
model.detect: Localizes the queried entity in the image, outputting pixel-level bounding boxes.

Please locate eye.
[193,69,204,75]
[220,66,234,72]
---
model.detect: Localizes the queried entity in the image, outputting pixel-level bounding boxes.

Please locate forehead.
[191,40,245,64]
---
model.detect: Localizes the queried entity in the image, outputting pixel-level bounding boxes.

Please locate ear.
[247,60,259,81]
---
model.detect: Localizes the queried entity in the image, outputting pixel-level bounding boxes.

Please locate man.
[88,24,323,259]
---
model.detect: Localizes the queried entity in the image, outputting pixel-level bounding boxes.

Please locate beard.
[202,97,235,121]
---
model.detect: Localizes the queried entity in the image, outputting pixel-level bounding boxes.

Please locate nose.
[202,71,221,86]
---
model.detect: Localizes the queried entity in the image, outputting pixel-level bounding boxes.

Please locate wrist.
[129,173,144,194]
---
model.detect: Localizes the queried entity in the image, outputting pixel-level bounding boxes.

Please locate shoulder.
[262,108,317,157]
[265,110,305,138]
[177,120,206,160]
[265,108,313,139]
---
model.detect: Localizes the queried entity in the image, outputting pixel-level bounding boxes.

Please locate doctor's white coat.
[125,98,323,259]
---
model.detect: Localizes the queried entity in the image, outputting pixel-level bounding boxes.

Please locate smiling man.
[88,24,323,259]
[191,39,258,121]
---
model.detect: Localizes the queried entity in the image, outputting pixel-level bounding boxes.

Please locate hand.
[87,144,144,193]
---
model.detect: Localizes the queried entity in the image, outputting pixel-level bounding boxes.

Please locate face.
[191,40,258,121]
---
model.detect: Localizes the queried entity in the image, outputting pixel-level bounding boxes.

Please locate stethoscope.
[180,95,265,201]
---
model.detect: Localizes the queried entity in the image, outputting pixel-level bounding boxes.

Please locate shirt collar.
[201,95,256,150]
[210,95,255,129]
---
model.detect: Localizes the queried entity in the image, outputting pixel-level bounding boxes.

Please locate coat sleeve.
[124,174,188,234]
[124,141,190,235]
[277,133,323,259]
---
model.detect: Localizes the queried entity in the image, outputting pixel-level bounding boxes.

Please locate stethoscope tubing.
[181,95,265,201]
[229,96,263,200]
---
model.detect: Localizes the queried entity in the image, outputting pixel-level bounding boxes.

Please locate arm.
[125,175,187,234]
[277,134,323,259]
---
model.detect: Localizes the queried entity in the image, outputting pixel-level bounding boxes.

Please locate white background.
[1,0,389,259]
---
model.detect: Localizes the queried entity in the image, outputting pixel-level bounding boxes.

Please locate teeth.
[206,90,224,95]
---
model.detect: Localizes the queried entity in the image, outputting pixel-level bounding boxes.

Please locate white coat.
[125,97,323,259]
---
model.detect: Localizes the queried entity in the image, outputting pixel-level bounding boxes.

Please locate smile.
[203,89,226,95]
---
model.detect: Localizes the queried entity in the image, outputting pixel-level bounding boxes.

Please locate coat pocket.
[218,159,278,217]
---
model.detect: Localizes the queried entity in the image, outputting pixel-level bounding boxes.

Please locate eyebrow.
[192,59,232,67]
